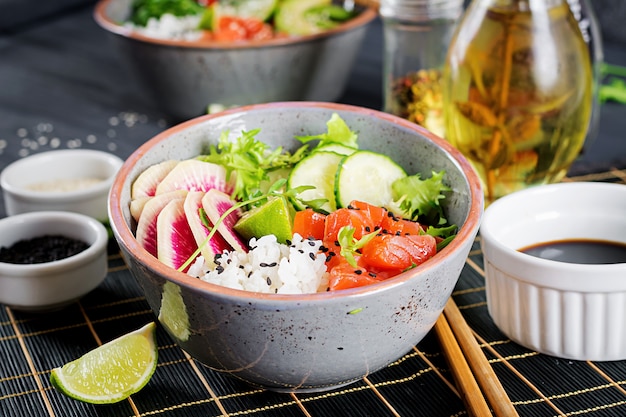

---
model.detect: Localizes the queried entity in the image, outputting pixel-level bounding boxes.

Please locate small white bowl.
[0,211,108,311]
[0,149,124,221]
[480,182,626,361]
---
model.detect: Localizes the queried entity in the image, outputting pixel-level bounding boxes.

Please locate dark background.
[0,0,625,187]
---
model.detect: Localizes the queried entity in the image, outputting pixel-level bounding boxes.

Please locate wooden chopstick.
[434,313,494,416]
[439,297,520,417]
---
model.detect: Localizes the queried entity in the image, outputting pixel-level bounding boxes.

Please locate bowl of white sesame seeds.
[0,149,123,222]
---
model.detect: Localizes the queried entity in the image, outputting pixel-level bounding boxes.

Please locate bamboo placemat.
[2,169,626,417]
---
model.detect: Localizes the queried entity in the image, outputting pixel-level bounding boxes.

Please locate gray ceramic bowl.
[108,102,483,392]
[93,0,377,122]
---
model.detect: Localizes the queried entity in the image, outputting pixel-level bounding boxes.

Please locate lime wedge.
[50,322,158,404]
[234,197,294,244]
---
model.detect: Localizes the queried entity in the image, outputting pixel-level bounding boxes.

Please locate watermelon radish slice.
[136,190,188,256]
[155,159,234,196]
[157,198,200,272]
[183,191,232,266]
[201,189,247,252]
[131,159,179,199]
[130,195,151,222]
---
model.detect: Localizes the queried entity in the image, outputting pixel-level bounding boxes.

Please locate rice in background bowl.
[108,102,483,392]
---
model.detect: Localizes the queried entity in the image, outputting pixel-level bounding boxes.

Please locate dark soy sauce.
[520,239,626,265]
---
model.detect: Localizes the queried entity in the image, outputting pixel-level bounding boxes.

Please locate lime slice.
[234,197,294,244]
[50,322,158,404]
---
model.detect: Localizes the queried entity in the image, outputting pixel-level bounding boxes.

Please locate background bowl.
[93,0,377,122]
[0,211,108,311]
[480,182,626,361]
[0,149,123,222]
[108,102,483,392]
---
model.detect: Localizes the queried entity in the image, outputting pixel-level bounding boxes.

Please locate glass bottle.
[567,0,604,154]
[442,0,593,204]
[380,0,465,138]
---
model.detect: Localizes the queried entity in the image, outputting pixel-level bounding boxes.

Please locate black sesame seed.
[216,265,225,274]
[266,277,272,286]
[354,269,363,275]
[368,272,377,278]
[308,252,316,260]
[308,240,316,246]
[365,226,371,232]
[0,235,88,264]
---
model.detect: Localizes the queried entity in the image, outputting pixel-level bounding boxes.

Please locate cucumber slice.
[287,151,345,213]
[335,151,407,209]
[313,143,358,156]
[274,0,333,36]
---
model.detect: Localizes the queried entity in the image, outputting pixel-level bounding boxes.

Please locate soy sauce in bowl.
[520,239,626,265]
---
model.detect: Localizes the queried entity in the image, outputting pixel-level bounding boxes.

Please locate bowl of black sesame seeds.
[0,211,108,311]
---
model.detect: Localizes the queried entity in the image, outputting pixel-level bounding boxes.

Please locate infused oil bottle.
[442,0,592,204]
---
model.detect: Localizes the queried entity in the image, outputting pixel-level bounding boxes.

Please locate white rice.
[188,234,329,294]
[125,14,203,41]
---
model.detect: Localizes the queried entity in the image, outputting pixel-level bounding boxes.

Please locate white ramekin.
[0,211,108,311]
[0,149,123,221]
[480,182,626,361]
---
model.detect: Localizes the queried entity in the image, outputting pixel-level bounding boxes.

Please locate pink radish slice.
[201,188,247,252]
[155,159,234,196]
[130,195,151,222]
[183,191,232,265]
[131,159,179,199]
[136,190,188,257]
[157,198,200,272]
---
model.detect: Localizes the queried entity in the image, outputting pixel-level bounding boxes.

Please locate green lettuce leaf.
[391,170,451,225]
[295,113,358,149]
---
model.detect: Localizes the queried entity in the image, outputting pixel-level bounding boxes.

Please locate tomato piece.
[293,209,326,240]
[324,207,377,243]
[214,16,273,41]
[241,18,273,41]
[360,234,437,271]
[348,200,387,226]
[328,260,382,291]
